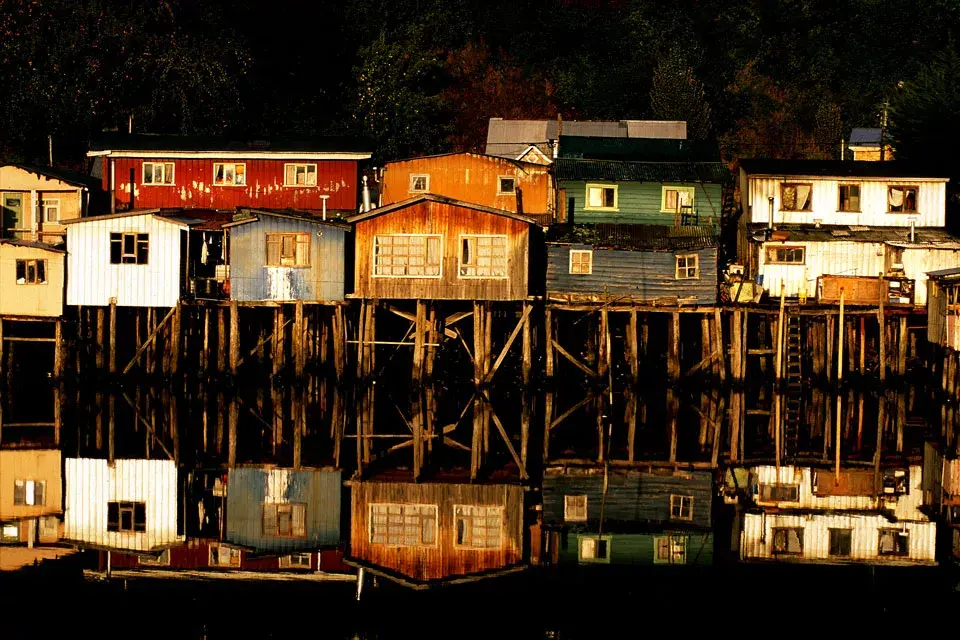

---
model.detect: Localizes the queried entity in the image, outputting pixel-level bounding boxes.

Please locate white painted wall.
[64,458,182,551]
[66,213,185,307]
[746,176,946,227]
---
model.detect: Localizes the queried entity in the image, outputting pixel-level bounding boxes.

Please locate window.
[284,163,317,187]
[110,232,149,265]
[878,529,909,556]
[564,495,588,522]
[409,174,429,193]
[209,544,241,567]
[838,184,861,212]
[569,250,593,275]
[675,254,699,280]
[279,553,312,568]
[661,186,695,213]
[15,259,46,285]
[454,505,503,549]
[497,176,516,195]
[579,536,611,563]
[585,184,617,210]
[765,246,805,265]
[140,550,171,566]
[780,183,812,211]
[459,235,508,278]
[654,535,687,564]
[771,527,804,554]
[373,235,442,277]
[829,528,852,557]
[213,163,246,186]
[669,495,694,521]
[107,501,146,533]
[888,186,918,213]
[265,232,310,267]
[759,484,800,502]
[13,480,45,506]
[142,162,174,185]
[369,503,438,547]
[2,523,20,543]
[263,503,306,538]
[42,198,60,222]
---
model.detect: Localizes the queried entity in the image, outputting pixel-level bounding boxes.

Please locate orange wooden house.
[379,152,555,225]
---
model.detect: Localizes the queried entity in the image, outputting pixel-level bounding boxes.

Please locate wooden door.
[1,193,24,238]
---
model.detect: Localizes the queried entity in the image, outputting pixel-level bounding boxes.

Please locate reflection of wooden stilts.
[228,395,238,468]
[542,307,554,464]
[520,302,532,469]
[229,301,240,375]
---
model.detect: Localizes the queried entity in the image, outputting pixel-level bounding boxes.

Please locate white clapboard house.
[738,160,956,305]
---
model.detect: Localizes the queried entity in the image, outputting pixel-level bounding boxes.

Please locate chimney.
[768,196,775,231]
[909,217,916,243]
[362,175,371,213]
[320,195,329,221]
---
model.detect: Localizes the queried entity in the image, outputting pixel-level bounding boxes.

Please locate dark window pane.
[107,502,119,531]
[134,503,146,531]
[110,235,122,264]
[121,509,132,531]
[36,260,45,283]
[123,234,135,254]
[15,260,25,281]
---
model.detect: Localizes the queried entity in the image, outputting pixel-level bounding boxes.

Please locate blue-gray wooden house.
[224,208,349,302]
[225,467,342,554]
[546,224,719,305]
[541,467,714,566]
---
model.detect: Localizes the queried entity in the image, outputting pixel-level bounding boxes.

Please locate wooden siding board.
[349,482,524,582]
[353,200,530,300]
[541,470,713,529]
[546,245,717,304]
[108,158,359,212]
[558,532,713,566]
[228,216,346,302]
[0,244,65,316]
[225,468,341,553]
[560,180,722,226]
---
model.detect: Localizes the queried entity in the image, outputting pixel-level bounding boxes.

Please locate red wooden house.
[88,133,372,216]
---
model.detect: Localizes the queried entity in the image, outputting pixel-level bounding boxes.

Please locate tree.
[649,48,713,140]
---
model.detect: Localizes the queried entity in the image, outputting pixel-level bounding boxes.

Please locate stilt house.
[0,449,62,546]
[0,240,65,317]
[0,164,96,244]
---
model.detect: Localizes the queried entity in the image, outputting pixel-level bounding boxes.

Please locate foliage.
[649,48,712,140]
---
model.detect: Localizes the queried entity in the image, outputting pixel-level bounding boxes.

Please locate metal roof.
[226,207,350,230]
[0,239,66,253]
[347,193,537,224]
[484,118,687,159]
[927,267,960,279]
[848,127,883,147]
[558,136,719,162]
[88,132,373,155]
[547,223,719,251]
[3,163,99,189]
[555,158,730,183]
[747,223,960,247]
[739,159,949,180]
[384,151,545,173]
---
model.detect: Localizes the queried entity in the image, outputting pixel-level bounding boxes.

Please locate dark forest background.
[1,0,959,173]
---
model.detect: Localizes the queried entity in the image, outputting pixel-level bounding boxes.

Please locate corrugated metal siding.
[541,469,713,529]
[546,244,717,304]
[350,482,524,582]
[927,280,947,345]
[0,244,64,316]
[0,449,62,520]
[225,468,341,552]
[741,513,936,564]
[381,154,553,217]
[562,180,723,226]
[353,200,530,300]
[940,457,960,506]
[66,214,183,307]
[897,247,960,305]
[746,176,946,227]
[558,532,713,566]
[63,458,182,551]
[757,240,885,299]
[108,158,359,212]
[228,216,346,302]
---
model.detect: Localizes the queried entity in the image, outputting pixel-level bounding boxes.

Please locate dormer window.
[888,186,918,213]
[781,183,812,211]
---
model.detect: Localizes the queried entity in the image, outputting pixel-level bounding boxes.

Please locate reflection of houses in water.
[0,450,63,548]
[735,464,935,565]
[540,466,714,567]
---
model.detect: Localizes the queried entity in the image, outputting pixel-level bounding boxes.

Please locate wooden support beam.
[228,396,238,468]
[485,304,532,384]
[878,275,886,382]
[686,350,720,377]
[898,316,908,376]
[217,308,227,373]
[481,393,529,480]
[667,311,680,380]
[549,395,593,431]
[121,306,177,375]
[294,300,305,377]
[714,308,726,382]
[109,300,117,374]
[120,392,174,460]
[170,303,180,374]
[552,341,597,378]
[96,307,105,371]
[229,301,240,374]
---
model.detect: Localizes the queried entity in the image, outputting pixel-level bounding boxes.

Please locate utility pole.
[880,99,889,161]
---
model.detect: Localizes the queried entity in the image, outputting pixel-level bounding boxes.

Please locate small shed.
[224,467,342,554]
[346,477,525,586]
[546,224,719,305]
[0,449,62,545]
[63,458,183,552]
[349,194,536,301]
[927,267,960,349]
[0,163,95,244]
[0,240,65,317]
[225,209,349,302]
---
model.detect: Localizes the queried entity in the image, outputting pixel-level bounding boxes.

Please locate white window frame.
[669,494,694,521]
[213,162,246,187]
[569,249,593,275]
[453,504,504,550]
[564,495,588,522]
[653,535,687,564]
[372,234,443,279]
[837,183,861,213]
[584,183,618,211]
[497,176,516,195]
[661,186,696,213]
[142,162,175,185]
[283,163,318,187]
[279,553,312,568]
[42,198,60,222]
[13,479,46,506]
[409,174,430,193]
[675,254,699,280]
[369,503,439,547]
[458,234,508,280]
[578,535,612,563]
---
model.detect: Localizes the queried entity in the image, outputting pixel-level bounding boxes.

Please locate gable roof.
[3,163,99,189]
[384,151,548,173]
[848,127,883,147]
[346,193,537,224]
[547,224,719,251]
[61,208,191,227]
[0,238,66,254]
[225,207,350,230]
[87,132,373,159]
[555,158,730,183]
[739,159,948,180]
[485,118,687,159]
